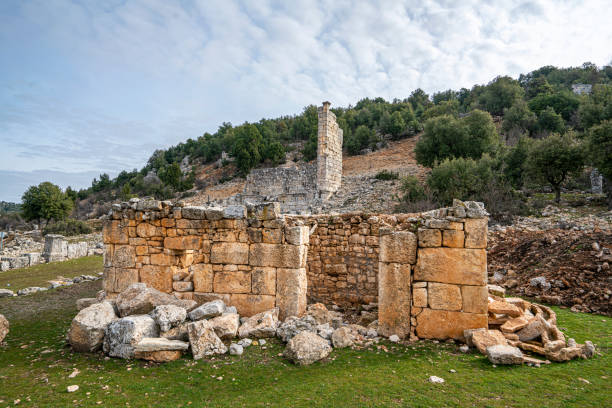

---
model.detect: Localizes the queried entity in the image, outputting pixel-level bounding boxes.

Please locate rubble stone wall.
[103,199,489,340]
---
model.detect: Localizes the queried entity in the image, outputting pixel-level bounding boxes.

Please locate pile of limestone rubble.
[67,283,595,366]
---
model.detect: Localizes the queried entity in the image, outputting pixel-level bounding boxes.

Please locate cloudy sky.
[1,0,611,202]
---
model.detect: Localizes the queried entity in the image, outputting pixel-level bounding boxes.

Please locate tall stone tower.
[317,101,343,199]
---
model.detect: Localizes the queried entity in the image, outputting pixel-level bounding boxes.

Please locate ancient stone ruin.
[102,199,490,341]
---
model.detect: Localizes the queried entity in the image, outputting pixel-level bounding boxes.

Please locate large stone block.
[415,309,487,340]
[191,264,213,292]
[428,282,462,311]
[442,230,464,248]
[247,202,280,220]
[213,271,251,293]
[413,287,428,307]
[464,218,487,249]
[285,226,309,246]
[228,294,276,317]
[377,262,411,338]
[164,236,201,250]
[252,267,276,295]
[417,228,441,248]
[104,267,139,293]
[249,243,307,268]
[136,223,159,238]
[379,231,417,264]
[181,206,208,219]
[461,285,488,314]
[140,265,172,293]
[103,220,128,244]
[112,245,135,268]
[414,248,486,286]
[210,242,249,264]
[276,268,307,320]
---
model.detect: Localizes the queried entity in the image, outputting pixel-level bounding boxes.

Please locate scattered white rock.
[428,376,445,384]
[284,331,332,365]
[389,334,400,343]
[229,343,244,356]
[67,385,79,393]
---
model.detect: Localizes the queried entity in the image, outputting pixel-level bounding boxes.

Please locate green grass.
[0,280,610,407]
[0,256,103,291]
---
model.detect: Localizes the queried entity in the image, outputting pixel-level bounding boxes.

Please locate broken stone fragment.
[331,326,361,348]
[0,314,9,343]
[500,316,530,333]
[275,314,316,342]
[68,301,118,352]
[238,308,279,339]
[150,304,187,332]
[103,315,159,359]
[187,320,228,359]
[208,313,240,339]
[76,298,98,311]
[471,330,508,354]
[188,299,226,321]
[488,301,522,317]
[486,344,524,365]
[516,316,546,342]
[115,283,196,317]
[284,331,332,365]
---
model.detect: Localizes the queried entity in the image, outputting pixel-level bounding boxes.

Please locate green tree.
[502,100,537,135]
[415,110,498,167]
[422,99,460,120]
[537,106,565,134]
[502,136,532,189]
[64,186,78,202]
[587,120,612,208]
[232,124,263,176]
[346,125,377,155]
[158,163,182,190]
[525,133,584,203]
[528,91,580,121]
[477,76,525,116]
[21,182,73,226]
[524,76,553,98]
[380,111,406,138]
[578,84,612,129]
[264,141,286,166]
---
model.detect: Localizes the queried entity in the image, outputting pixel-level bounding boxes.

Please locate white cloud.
[1,0,611,201]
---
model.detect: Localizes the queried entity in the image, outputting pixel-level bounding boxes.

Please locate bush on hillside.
[43,218,92,236]
[374,170,399,180]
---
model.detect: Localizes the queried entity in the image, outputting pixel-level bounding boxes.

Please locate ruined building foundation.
[103,199,489,340]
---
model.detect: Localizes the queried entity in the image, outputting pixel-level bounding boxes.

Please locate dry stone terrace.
[103,198,490,341]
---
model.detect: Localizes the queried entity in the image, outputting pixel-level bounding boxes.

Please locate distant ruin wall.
[103,199,489,340]
[317,101,343,196]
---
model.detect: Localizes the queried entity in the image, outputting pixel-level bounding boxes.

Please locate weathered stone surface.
[546,346,584,362]
[160,322,190,341]
[414,248,486,285]
[209,313,240,339]
[133,337,189,352]
[460,286,488,314]
[103,315,159,359]
[379,231,417,264]
[181,206,208,219]
[0,289,14,298]
[463,328,486,346]
[115,283,195,317]
[0,314,9,343]
[103,220,128,244]
[251,267,276,295]
[150,305,187,332]
[428,282,462,311]
[247,202,280,220]
[76,298,98,311]
[210,242,249,265]
[136,223,159,238]
[188,320,228,359]
[238,308,279,338]
[471,329,508,354]
[140,265,172,293]
[413,287,428,307]
[442,230,464,248]
[516,317,545,342]
[500,316,530,333]
[69,302,118,352]
[229,343,244,355]
[276,315,316,342]
[488,301,522,317]
[276,268,307,320]
[214,271,251,294]
[112,245,135,268]
[464,218,487,249]
[306,303,335,325]
[486,344,523,365]
[164,236,201,250]
[191,263,213,292]
[416,309,487,340]
[249,243,307,268]
[417,228,441,248]
[331,326,361,348]
[134,350,182,362]
[188,299,225,321]
[284,331,332,365]
[230,294,276,317]
[285,226,309,246]
[378,262,411,338]
[173,281,193,292]
[223,205,246,219]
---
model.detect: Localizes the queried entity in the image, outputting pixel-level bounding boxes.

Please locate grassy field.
[0,255,103,291]
[0,261,611,407]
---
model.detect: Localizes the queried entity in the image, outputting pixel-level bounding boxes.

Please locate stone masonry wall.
[103,199,489,341]
[317,101,343,197]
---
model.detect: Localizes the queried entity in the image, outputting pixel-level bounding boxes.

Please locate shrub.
[374,170,399,181]
[43,218,92,236]
[399,175,426,202]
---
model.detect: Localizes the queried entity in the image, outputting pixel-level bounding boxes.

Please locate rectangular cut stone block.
[415,248,486,286]
[173,281,193,292]
[229,294,276,317]
[276,268,307,320]
[181,206,208,219]
[379,231,417,264]
[112,268,139,292]
[249,243,306,268]
[285,226,309,246]
[378,262,411,338]
[210,243,249,265]
[464,218,488,249]
[112,245,135,268]
[247,202,280,220]
[136,223,159,238]
[140,265,172,293]
[417,228,441,248]
[191,264,213,292]
[413,287,428,307]
[262,228,282,244]
[442,230,464,248]
[164,236,201,250]
[416,309,488,340]
[428,282,462,311]
[103,220,128,244]
[192,292,230,306]
[213,271,251,293]
[252,267,276,295]
[461,285,488,314]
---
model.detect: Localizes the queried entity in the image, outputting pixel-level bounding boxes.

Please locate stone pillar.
[317,101,343,199]
[377,231,417,339]
[43,234,68,262]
